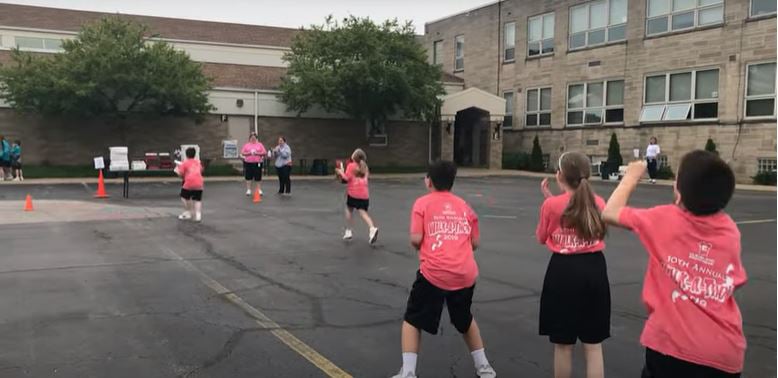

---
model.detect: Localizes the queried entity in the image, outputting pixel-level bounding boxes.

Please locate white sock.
[401,352,417,375]
[471,348,489,367]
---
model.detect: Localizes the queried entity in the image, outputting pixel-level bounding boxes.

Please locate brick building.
[424,0,777,181]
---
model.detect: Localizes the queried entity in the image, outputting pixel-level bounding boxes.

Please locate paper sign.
[633,149,640,158]
[94,157,105,170]
[222,140,238,159]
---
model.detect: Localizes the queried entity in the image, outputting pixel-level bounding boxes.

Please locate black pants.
[642,348,741,378]
[647,158,658,179]
[277,165,291,193]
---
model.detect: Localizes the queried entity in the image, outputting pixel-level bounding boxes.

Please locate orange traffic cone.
[23,194,33,211]
[95,169,109,198]
[252,187,262,203]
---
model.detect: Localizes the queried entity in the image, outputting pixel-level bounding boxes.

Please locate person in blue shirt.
[11,140,22,181]
[0,135,10,181]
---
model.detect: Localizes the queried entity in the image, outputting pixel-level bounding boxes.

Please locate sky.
[2,0,493,32]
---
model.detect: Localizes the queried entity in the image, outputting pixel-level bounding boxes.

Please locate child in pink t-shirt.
[535,152,610,378]
[175,147,204,222]
[335,148,378,244]
[391,161,495,378]
[603,150,746,377]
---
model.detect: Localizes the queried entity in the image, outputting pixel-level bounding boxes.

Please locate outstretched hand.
[541,178,553,199]
[624,160,648,184]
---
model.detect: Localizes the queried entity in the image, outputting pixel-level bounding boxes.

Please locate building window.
[751,0,777,17]
[745,62,776,118]
[657,154,669,168]
[15,36,63,52]
[567,80,624,126]
[503,91,514,128]
[646,0,723,36]
[758,158,777,173]
[569,0,627,50]
[528,13,554,57]
[432,40,443,65]
[504,23,516,62]
[526,87,552,127]
[454,35,464,71]
[640,69,719,122]
[543,154,550,170]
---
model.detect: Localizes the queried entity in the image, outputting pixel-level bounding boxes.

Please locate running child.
[11,140,22,181]
[175,147,204,222]
[602,151,746,377]
[391,160,496,378]
[536,152,609,378]
[335,148,378,244]
[240,132,267,197]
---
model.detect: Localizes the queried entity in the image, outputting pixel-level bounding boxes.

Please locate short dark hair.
[427,160,457,191]
[677,150,735,215]
[14,140,20,145]
[185,147,196,159]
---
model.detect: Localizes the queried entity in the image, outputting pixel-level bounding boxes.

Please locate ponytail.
[561,177,606,241]
[352,148,368,178]
[356,160,369,178]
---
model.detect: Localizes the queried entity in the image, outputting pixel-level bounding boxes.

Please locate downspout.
[496,0,501,96]
[428,120,433,164]
[253,90,259,134]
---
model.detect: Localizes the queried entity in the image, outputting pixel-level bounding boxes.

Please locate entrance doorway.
[453,107,490,167]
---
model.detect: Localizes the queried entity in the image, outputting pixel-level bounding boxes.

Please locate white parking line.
[735,219,776,225]
[483,215,518,219]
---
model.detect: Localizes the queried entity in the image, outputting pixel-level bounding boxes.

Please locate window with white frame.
[646,0,724,36]
[567,80,624,126]
[751,0,776,17]
[432,40,443,65]
[528,13,554,57]
[504,23,516,61]
[640,69,719,122]
[526,87,552,127]
[454,35,464,71]
[657,154,669,167]
[503,91,514,128]
[569,0,627,50]
[15,36,63,52]
[745,62,776,118]
[758,158,776,173]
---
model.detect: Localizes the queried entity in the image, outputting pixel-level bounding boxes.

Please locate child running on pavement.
[602,150,746,377]
[335,148,378,244]
[175,147,204,222]
[391,160,496,378]
[536,152,610,378]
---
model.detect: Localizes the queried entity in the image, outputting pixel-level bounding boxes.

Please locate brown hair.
[351,148,368,178]
[558,152,607,241]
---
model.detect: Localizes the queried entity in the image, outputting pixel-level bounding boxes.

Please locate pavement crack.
[181,327,263,377]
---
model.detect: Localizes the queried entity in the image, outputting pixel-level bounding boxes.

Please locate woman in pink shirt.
[335,148,378,244]
[175,147,204,222]
[535,152,609,378]
[240,132,268,197]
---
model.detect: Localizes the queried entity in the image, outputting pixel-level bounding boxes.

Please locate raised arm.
[602,160,646,227]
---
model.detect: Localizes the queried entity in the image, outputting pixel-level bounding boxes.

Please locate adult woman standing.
[240,132,267,196]
[273,136,292,195]
[645,137,661,184]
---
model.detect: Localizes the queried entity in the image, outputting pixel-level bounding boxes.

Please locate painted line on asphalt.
[160,247,352,378]
[735,219,776,225]
[483,214,518,219]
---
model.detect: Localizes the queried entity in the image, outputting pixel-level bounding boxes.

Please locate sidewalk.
[2,169,775,192]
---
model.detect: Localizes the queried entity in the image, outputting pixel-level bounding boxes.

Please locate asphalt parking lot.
[0,176,774,377]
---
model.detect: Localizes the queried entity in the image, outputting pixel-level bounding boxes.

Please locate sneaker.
[476,364,496,378]
[343,229,353,240]
[650,179,656,184]
[369,227,379,244]
[390,371,417,378]
[194,212,202,222]
[260,189,264,195]
[245,189,252,196]
[178,211,192,220]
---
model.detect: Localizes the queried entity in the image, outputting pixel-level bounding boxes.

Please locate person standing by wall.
[645,137,661,184]
[273,136,292,196]
[240,132,267,196]
[11,140,22,181]
[0,135,11,181]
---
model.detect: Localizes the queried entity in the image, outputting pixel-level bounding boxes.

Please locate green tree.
[279,16,445,136]
[0,17,213,119]
[705,138,718,155]
[606,132,623,176]
[529,135,545,172]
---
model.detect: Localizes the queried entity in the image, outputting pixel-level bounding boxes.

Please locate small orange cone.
[95,169,109,198]
[24,194,33,211]
[252,187,262,203]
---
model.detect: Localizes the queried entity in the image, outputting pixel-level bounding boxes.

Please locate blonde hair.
[558,152,607,241]
[351,148,368,178]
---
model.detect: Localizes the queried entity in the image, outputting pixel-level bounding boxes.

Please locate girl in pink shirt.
[175,147,204,222]
[335,148,378,244]
[535,152,609,378]
[240,132,268,197]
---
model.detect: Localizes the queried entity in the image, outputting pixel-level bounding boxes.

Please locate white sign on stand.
[633,148,641,159]
[94,157,105,170]
[222,140,238,159]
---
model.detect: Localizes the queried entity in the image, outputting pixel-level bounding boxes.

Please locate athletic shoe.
[343,229,353,240]
[390,371,417,378]
[12,177,19,181]
[650,179,656,184]
[476,364,497,378]
[369,227,379,244]
[178,211,192,220]
[260,189,264,195]
[194,212,202,222]
[245,189,252,196]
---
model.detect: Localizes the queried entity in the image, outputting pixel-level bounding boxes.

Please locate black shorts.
[642,348,741,378]
[11,161,21,169]
[403,270,475,335]
[244,162,262,181]
[539,251,611,344]
[346,195,369,211]
[0,160,9,167]
[180,189,203,201]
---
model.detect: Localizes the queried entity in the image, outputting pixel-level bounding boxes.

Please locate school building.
[424,0,777,181]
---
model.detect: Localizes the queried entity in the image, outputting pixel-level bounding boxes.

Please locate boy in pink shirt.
[603,150,746,377]
[175,147,204,222]
[391,161,495,378]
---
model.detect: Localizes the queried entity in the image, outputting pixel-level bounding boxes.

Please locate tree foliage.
[279,16,445,135]
[705,138,718,155]
[0,17,213,119]
[529,135,545,172]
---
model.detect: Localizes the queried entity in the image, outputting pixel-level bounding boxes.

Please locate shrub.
[502,152,530,170]
[753,171,777,186]
[705,138,718,155]
[606,133,623,176]
[529,136,545,172]
[656,164,675,180]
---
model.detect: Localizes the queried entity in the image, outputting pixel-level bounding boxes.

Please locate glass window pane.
[646,75,667,103]
[529,18,542,42]
[699,0,722,5]
[540,88,552,110]
[607,80,624,105]
[15,36,44,49]
[543,14,555,38]
[747,63,776,96]
[455,36,464,56]
[693,102,718,118]
[504,93,514,114]
[505,23,516,48]
[673,0,696,11]
[746,99,776,117]
[695,69,719,99]
[570,5,589,33]
[567,111,584,124]
[664,103,691,120]
[526,114,538,126]
[588,29,606,45]
[648,0,671,17]
[528,89,539,111]
[610,0,628,24]
[433,41,441,64]
[455,57,464,70]
[44,38,62,50]
[699,6,723,25]
[503,116,513,127]
[672,11,695,30]
[751,0,777,16]
[669,72,692,101]
[528,42,541,56]
[505,48,515,61]
[605,108,624,123]
[640,105,666,121]
[539,113,552,125]
[647,17,669,35]
[568,85,585,108]
[542,39,555,54]
[587,83,604,107]
[590,2,608,28]
[608,25,626,41]
[585,109,603,123]
[569,32,586,49]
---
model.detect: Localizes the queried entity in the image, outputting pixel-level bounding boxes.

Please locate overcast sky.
[2,0,493,32]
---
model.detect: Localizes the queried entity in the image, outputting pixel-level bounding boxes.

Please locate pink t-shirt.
[342,161,369,199]
[620,205,746,373]
[178,159,204,190]
[241,142,266,163]
[536,192,606,254]
[410,191,479,291]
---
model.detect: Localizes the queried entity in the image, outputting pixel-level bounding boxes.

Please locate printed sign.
[93,156,105,170]
[223,140,238,159]
[633,148,641,158]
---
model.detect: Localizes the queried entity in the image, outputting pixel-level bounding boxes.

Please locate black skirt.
[539,251,611,345]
